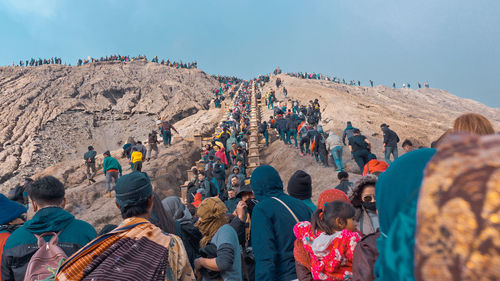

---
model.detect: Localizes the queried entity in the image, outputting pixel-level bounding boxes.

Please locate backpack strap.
[34,232,60,249]
[271,197,299,223]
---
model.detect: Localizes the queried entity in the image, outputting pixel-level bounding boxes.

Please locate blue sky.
[1,0,499,107]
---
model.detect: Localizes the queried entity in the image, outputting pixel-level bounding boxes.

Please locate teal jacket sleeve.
[251,204,277,281]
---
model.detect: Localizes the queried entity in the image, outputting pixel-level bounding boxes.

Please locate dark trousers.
[133,161,143,172]
[353,150,370,173]
[163,130,172,145]
[300,138,310,154]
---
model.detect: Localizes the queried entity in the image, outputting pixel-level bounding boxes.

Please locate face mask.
[362,201,377,212]
[245,198,259,216]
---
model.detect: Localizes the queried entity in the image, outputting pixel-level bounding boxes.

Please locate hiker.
[362,154,389,176]
[276,116,288,144]
[349,129,371,173]
[287,170,316,212]
[197,171,218,199]
[2,176,96,281]
[162,196,202,268]
[0,195,27,278]
[452,112,495,135]
[133,141,148,161]
[369,80,373,87]
[102,150,122,197]
[414,135,499,280]
[212,159,226,195]
[259,121,269,147]
[313,126,329,166]
[194,197,242,281]
[224,187,240,213]
[226,174,242,195]
[342,121,357,146]
[326,131,344,171]
[147,130,159,160]
[55,172,195,280]
[293,189,351,280]
[380,123,400,164]
[161,119,179,146]
[402,139,415,153]
[250,165,313,281]
[349,174,378,236]
[299,123,311,156]
[286,114,298,148]
[369,147,436,281]
[334,171,354,196]
[83,146,97,184]
[122,137,136,159]
[283,87,288,98]
[294,201,361,281]
[7,178,31,208]
[130,147,143,172]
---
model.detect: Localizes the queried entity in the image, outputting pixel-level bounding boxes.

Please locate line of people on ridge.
[15,57,63,67]
[76,54,197,69]
[284,71,430,89]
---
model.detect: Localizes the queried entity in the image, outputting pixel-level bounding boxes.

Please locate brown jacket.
[352,231,380,281]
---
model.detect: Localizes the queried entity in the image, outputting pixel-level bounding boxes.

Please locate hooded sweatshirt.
[1,207,96,281]
[162,196,202,267]
[250,165,313,281]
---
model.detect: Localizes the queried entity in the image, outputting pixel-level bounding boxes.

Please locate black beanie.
[287,170,312,200]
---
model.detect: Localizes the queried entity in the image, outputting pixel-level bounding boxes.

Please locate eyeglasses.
[362,195,375,202]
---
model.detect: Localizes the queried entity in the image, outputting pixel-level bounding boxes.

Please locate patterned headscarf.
[415,134,500,280]
[195,197,228,247]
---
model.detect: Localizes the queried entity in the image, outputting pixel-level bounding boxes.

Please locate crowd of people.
[0,72,498,281]
[285,72,430,89]
[9,55,197,69]
[14,57,63,67]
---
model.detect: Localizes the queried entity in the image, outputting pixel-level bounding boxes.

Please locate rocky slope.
[0,61,219,192]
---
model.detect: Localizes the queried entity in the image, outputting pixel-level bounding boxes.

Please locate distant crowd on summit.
[9,54,197,69]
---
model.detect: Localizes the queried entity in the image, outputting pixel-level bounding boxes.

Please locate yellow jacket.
[130,151,143,163]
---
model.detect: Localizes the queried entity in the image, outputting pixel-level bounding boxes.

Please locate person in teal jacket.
[250,165,313,281]
[102,151,122,196]
[1,176,96,281]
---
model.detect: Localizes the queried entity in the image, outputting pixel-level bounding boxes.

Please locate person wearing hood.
[380,124,400,164]
[194,198,242,281]
[349,174,379,236]
[287,170,317,212]
[227,166,245,192]
[250,165,313,281]
[363,147,436,281]
[342,121,357,145]
[212,159,226,196]
[326,131,344,171]
[0,195,27,278]
[1,176,96,281]
[162,196,202,268]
